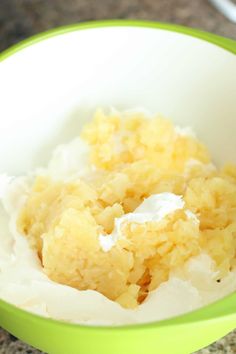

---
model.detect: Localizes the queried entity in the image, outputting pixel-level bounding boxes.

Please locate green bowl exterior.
[0,20,236,354]
[1,292,236,354]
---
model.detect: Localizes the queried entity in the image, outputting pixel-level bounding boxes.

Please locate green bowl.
[0,20,236,354]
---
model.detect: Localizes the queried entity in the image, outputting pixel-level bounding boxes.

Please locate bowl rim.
[0,19,236,61]
[0,19,236,332]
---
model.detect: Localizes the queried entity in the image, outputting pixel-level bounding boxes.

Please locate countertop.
[0,0,236,353]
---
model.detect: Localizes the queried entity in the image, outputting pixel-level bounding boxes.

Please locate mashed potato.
[1,109,236,324]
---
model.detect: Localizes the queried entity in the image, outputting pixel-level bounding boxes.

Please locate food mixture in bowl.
[1,109,236,324]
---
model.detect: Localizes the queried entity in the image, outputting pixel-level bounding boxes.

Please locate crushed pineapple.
[18,110,236,309]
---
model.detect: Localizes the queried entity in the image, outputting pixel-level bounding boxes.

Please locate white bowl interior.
[0,26,236,174]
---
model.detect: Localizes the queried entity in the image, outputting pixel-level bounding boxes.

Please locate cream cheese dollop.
[41,137,91,180]
[99,193,185,252]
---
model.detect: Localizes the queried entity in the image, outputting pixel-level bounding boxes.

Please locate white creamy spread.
[41,137,91,180]
[99,193,185,252]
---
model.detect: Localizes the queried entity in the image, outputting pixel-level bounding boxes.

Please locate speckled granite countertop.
[0,0,236,353]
